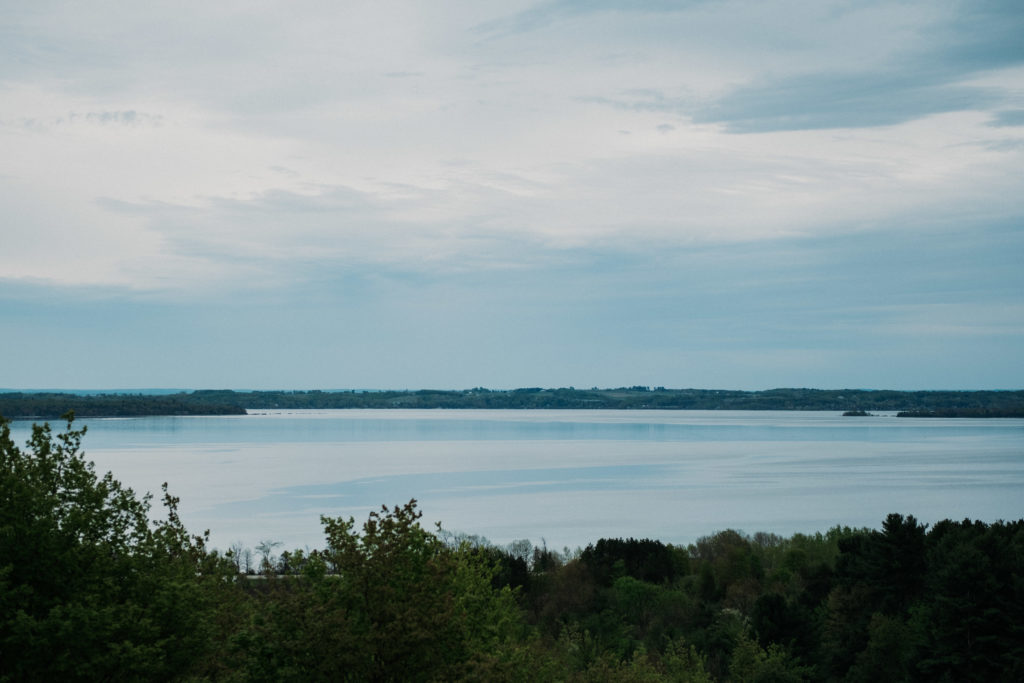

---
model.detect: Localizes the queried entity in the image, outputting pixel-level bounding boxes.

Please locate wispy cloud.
[475,0,698,38]
[691,74,999,132]
[988,109,1024,127]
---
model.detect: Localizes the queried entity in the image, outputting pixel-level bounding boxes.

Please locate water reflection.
[6,410,1023,550]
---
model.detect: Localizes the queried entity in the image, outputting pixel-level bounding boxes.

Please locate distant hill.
[3,387,1023,419]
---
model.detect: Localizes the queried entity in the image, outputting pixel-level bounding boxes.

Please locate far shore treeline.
[2,387,1024,419]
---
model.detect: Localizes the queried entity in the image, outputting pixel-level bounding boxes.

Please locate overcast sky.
[2,0,1022,390]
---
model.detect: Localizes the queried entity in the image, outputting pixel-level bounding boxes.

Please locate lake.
[8,410,1024,553]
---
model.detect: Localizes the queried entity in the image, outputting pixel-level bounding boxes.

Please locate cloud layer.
[1,0,1022,388]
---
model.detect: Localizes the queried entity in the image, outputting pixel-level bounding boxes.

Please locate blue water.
[11,409,1021,446]
[8,410,1023,551]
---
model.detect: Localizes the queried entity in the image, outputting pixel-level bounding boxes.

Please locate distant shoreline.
[3,387,1023,419]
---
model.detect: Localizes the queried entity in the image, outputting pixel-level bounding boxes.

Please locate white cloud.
[1,1,1021,295]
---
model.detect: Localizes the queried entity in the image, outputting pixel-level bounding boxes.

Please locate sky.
[1,0,1022,391]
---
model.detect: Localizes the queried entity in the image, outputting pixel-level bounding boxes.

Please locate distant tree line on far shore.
[0,391,248,418]
[1,387,1023,419]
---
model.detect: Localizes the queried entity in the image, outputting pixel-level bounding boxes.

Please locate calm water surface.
[10,410,1024,551]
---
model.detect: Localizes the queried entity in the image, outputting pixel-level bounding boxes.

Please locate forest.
[2,414,1022,681]
[2,387,1024,418]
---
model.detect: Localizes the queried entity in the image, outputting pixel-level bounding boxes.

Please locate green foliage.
[231,500,546,681]
[0,414,238,681]
[580,538,681,587]
[318,501,463,680]
[844,613,916,683]
[229,570,361,681]
[661,637,715,682]
[728,634,812,683]
[916,518,1024,681]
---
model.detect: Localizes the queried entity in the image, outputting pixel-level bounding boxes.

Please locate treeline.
[897,407,1024,418]
[0,391,246,418]
[3,387,1023,417]
[3,415,1022,681]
